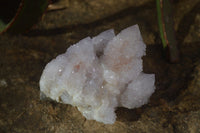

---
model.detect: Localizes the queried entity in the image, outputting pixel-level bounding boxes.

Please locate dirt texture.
[0,0,200,132]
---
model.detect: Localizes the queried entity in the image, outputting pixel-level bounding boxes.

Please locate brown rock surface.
[0,0,200,132]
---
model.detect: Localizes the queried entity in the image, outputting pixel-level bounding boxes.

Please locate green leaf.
[156,0,179,63]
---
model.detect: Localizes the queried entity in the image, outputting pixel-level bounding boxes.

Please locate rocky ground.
[0,0,200,132]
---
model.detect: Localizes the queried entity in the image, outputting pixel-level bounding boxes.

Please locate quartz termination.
[39,25,155,124]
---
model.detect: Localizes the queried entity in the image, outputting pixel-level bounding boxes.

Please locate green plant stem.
[156,0,179,63]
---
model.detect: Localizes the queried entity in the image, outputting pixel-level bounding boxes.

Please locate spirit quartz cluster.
[39,25,155,124]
